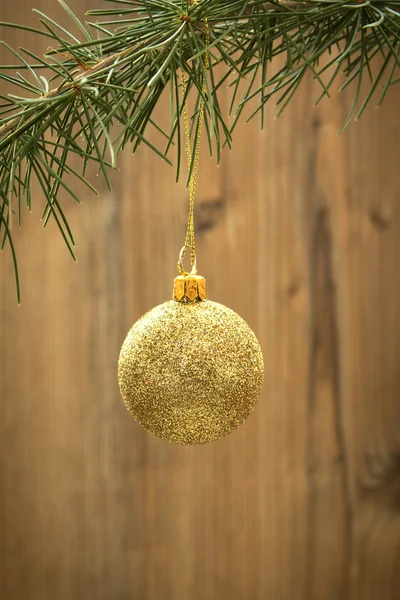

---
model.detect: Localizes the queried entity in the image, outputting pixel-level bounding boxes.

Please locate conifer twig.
[1,0,400,300]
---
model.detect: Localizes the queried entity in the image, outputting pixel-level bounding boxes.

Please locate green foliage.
[1,0,400,299]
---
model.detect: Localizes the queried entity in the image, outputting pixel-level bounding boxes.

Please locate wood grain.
[0,1,399,598]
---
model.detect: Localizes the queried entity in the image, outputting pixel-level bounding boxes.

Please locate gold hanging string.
[178,7,209,276]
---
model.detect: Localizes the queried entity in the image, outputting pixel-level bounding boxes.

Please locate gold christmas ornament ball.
[118,277,264,445]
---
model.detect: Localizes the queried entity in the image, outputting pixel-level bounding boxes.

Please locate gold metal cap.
[173,274,207,303]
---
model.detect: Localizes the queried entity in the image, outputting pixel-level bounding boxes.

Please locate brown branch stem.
[0,45,134,144]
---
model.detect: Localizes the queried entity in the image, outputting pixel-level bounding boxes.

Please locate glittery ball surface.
[118,300,264,445]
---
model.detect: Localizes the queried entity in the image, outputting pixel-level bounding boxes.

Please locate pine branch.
[1,0,400,300]
[0,46,135,143]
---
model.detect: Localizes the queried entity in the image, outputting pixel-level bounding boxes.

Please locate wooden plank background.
[0,1,399,598]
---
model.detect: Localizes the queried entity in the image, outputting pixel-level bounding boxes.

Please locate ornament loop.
[178,246,197,276]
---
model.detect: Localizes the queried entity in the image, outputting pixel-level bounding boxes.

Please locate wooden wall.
[0,1,399,598]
